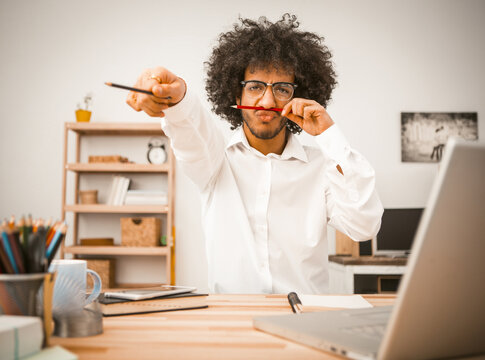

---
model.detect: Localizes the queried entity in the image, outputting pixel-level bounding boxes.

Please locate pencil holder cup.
[75,109,91,122]
[79,190,98,204]
[0,272,56,347]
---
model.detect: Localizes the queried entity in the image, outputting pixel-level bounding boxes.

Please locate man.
[127,14,383,294]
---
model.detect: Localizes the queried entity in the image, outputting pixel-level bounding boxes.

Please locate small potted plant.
[75,93,93,122]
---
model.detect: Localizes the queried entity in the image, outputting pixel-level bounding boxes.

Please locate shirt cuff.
[163,86,198,125]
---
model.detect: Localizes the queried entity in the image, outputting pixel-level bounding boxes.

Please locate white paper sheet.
[299,295,373,309]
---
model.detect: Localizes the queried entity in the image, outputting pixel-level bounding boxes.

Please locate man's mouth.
[256,110,277,122]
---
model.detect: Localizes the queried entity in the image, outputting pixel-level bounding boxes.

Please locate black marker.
[287,292,303,314]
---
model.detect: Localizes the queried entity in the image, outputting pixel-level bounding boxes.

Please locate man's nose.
[258,85,277,108]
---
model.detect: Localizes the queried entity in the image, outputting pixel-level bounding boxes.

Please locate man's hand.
[126,66,186,118]
[281,98,334,136]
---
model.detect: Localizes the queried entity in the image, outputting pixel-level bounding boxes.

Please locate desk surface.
[51,294,395,360]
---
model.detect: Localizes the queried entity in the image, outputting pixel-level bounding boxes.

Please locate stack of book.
[124,190,167,205]
[106,176,131,206]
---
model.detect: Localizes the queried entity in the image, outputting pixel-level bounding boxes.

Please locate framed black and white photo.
[401,112,478,162]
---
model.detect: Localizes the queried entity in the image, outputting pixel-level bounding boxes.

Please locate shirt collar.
[226,127,308,163]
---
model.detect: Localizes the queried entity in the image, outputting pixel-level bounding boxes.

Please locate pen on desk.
[231,105,283,112]
[105,82,171,99]
[287,292,303,314]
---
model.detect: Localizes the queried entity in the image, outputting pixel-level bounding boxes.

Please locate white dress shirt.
[162,89,383,294]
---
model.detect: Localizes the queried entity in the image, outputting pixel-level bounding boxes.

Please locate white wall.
[1,0,484,293]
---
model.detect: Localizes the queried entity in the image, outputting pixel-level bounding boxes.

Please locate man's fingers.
[152,84,172,99]
[285,112,303,127]
[141,102,166,118]
[126,92,141,112]
[145,108,166,118]
[125,67,186,116]
[153,78,186,104]
[302,104,321,120]
[138,94,168,113]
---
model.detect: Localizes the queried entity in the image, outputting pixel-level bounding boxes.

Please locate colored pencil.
[1,230,19,273]
[7,231,25,273]
[45,222,60,247]
[46,223,67,265]
[0,240,14,273]
[231,105,283,112]
[105,82,171,99]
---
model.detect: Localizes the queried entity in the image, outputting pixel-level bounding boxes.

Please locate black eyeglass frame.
[240,80,298,101]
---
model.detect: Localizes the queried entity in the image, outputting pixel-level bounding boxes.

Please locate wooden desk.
[51,294,395,360]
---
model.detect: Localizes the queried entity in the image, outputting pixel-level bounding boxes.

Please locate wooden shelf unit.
[61,122,176,286]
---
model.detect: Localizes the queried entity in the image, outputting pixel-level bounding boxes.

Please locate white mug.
[49,259,102,315]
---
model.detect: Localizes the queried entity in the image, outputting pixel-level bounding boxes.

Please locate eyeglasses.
[240,80,297,101]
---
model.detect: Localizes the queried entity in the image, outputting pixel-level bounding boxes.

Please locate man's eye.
[275,86,290,94]
[249,84,264,91]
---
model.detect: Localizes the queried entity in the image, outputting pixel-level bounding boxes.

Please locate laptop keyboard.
[341,324,387,339]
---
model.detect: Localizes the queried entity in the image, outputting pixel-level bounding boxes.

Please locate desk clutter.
[0,216,67,274]
[98,290,207,317]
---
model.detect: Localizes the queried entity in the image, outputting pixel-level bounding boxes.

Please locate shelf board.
[65,246,168,256]
[66,122,165,136]
[66,163,169,173]
[64,204,169,213]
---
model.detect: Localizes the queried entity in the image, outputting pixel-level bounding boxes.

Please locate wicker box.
[120,217,161,247]
[85,259,116,289]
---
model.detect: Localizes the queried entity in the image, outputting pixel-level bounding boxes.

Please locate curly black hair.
[205,13,337,134]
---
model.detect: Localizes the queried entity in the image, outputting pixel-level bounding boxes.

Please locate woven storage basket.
[120,217,161,246]
[85,259,116,289]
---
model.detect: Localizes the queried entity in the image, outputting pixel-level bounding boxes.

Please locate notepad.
[100,294,208,316]
[22,346,78,360]
[299,295,373,310]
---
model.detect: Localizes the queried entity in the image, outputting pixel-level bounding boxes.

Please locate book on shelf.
[106,176,120,205]
[106,176,131,205]
[115,177,130,205]
[124,190,168,205]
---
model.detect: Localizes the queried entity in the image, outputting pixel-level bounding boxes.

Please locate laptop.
[253,138,485,359]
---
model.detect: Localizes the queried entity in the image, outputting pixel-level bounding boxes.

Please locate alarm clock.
[147,138,167,164]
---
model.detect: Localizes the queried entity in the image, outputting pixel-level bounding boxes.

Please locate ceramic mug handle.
[85,269,102,305]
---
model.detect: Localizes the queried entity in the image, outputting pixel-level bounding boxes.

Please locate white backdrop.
[1,0,484,292]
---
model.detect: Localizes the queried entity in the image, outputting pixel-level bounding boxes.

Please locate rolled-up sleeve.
[162,88,226,192]
[315,124,383,241]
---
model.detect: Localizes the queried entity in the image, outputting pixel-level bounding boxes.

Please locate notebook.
[99,292,208,317]
[254,138,485,359]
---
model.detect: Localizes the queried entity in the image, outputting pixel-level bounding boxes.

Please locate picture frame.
[401,112,478,162]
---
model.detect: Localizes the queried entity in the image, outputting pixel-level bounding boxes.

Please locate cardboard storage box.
[120,217,161,247]
[85,259,116,289]
[0,316,43,360]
